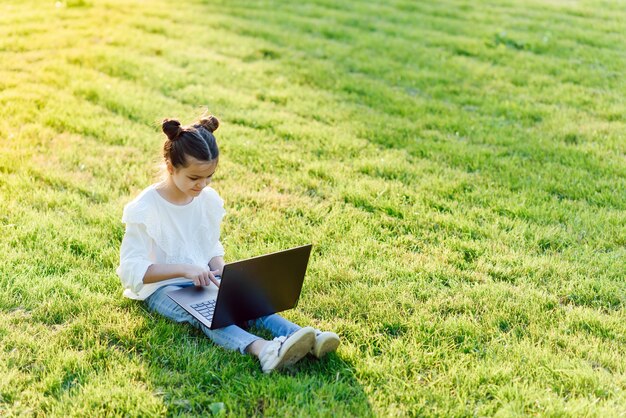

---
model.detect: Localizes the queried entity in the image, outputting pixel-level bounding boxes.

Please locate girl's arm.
[144,263,220,288]
[143,264,189,283]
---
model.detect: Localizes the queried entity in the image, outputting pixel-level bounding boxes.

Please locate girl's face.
[167,156,218,199]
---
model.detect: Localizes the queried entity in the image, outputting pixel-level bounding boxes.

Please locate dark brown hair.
[161,115,220,168]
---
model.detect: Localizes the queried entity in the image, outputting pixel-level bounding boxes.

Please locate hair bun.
[199,115,219,133]
[162,119,182,141]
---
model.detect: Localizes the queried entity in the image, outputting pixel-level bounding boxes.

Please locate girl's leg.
[145,285,260,354]
[250,313,301,338]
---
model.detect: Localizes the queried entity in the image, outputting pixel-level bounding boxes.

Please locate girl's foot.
[259,326,315,373]
[311,330,340,358]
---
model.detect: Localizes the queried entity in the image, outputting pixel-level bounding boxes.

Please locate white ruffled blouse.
[116,184,226,300]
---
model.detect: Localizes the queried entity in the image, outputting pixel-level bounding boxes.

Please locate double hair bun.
[162,115,220,141]
[198,115,219,133]
[162,119,183,141]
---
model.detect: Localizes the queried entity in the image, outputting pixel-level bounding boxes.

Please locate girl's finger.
[208,272,220,288]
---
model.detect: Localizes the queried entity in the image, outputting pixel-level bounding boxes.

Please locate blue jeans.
[145,283,302,354]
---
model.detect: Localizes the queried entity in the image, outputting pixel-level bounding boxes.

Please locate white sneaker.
[311,330,340,358]
[259,326,315,373]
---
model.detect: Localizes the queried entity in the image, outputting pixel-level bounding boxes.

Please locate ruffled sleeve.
[116,222,154,294]
[117,193,157,294]
[121,189,186,264]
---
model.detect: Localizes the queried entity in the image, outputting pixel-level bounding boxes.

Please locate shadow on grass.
[139,310,373,417]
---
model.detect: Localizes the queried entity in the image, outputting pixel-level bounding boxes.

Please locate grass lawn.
[1,0,625,416]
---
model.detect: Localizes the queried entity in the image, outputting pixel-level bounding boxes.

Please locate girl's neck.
[155,178,194,206]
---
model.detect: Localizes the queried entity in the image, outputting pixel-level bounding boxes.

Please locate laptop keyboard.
[190,300,216,322]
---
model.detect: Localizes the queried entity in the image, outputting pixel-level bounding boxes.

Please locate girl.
[117,115,339,373]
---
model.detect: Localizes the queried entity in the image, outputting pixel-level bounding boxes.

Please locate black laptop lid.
[210,244,312,329]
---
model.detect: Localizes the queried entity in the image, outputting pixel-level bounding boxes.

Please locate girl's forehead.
[181,157,217,175]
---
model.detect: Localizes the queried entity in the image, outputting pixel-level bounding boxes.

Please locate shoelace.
[273,336,287,355]
[261,336,287,360]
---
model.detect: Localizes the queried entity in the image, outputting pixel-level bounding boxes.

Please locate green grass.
[1,0,625,415]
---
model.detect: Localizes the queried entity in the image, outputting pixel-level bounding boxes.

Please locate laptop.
[167,244,312,330]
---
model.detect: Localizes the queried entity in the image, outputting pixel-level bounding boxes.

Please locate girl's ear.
[166,160,174,175]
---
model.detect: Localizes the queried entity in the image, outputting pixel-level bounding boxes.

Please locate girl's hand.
[182,265,221,288]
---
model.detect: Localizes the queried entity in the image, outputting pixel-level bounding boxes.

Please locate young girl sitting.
[117,115,339,373]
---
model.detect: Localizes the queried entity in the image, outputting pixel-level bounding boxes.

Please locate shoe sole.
[264,327,315,373]
[312,334,340,358]
[280,327,316,367]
